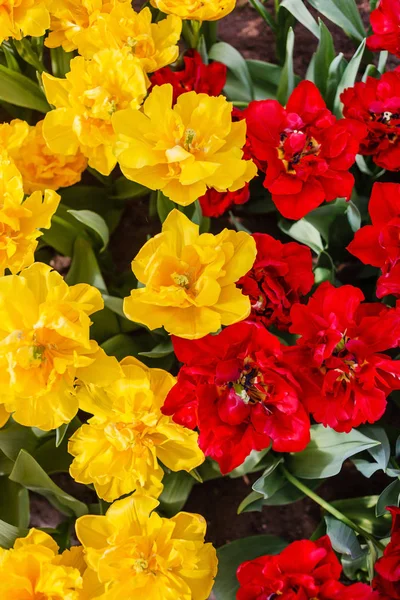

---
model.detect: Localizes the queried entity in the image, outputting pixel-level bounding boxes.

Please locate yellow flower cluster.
[43,49,150,175]
[69,356,204,501]
[124,209,257,339]
[0,262,121,430]
[76,494,218,600]
[0,151,60,276]
[0,0,50,44]
[113,84,257,205]
[151,0,236,21]
[0,498,217,600]
[0,529,86,599]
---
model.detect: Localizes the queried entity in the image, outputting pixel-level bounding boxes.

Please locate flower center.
[172,272,190,289]
[278,130,321,173]
[133,558,149,573]
[183,128,197,151]
[234,361,269,405]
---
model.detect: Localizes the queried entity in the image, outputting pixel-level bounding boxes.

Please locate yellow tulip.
[123,209,256,339]
[76,494,218,600]
[0,262,122,430]
[0,0,50,44]
[113,84,257,205]
[0,151,60,275]
[0,529,85,600]
[69,356,204,501]
[75,4,181,73]
[45,0,130,52]
[2,120,87,194]
[151,0,235,21]
[42,48,150,176]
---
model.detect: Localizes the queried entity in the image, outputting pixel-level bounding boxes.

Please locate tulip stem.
[280,465,386,551]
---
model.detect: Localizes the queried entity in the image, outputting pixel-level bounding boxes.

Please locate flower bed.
[0,0,399,598]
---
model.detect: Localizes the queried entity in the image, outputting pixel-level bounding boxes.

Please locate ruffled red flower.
[367,0,400,58]
[150,49,227,103]
[199,183,250,217]
[237,233,314,330]
[285,281,400,432]
[244,80,366,220]
[348,182,400,297]
[162,321,310,474]
[236,535,376,600]
[373,507,400,599]
[341,70,400,171]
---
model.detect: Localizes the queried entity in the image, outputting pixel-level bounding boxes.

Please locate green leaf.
[55,424,69,448]
[346,201,361,232]
[68,209,109,251]
[214,535,287,599]
[331,496,392,537]
[307,20,335,96]
[279,218,324,254]
[10,450,88,517]
[13,39,45,73]
[251,455,284,497]
[325,516,365,558]
[50,47,73,77]
[276,28,295,105]
[139,340,174,359]
[1,42,21,72]
[246,59,284,100]
[101,333,144,361]
[360,425,391,472]
[111,177,149,200]
[247,0,276,31]
[325,53,347,110]
[304,198,348,243]
[102,294,126,319]
[0,519,28,549]
[334,39,366,117]
[307,0,365,41]
[65,237,107,293]
[280,0,319,37]
[0,477,30,528]
[229,448,271,478]
[237,490,264,514]
[376,479,400,517]
[0,420,38,461]
[157,191,175,223]
[287,425,380,479]
[159,471,195,517]
[0,64,50,112]
[209,42,254,102]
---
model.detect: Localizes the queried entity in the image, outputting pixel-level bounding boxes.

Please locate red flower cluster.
[244,80,366,220]
[285,281,400,432]
[150,49,227,103]
[348,183,400,298]
[237,233,314,331]
[373,507,400,599]
[237,536,376,600]
[367,0,400,58]
[341,70,400,171]
[162,321,310,474]
[199,183,250,217]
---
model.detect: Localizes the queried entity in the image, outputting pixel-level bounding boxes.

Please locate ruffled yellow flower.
[75,4,181,73]
[3,120,87,194]
[0,151,60,275]
[0,529,84,599]
[113,84,257,205]
[76,494,218,600]
[0,0,50,44]
[45,0,130,52]
[69,356,204,501]
[151,0,234,21]
[0,405,9,428]
[123,209,256,339]
[0,262,122,430]
[42,48,150,176]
